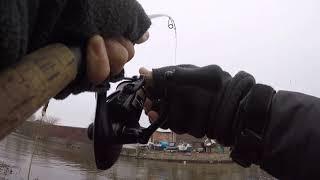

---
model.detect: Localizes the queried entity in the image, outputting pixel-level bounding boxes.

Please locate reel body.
[87,76,166,170]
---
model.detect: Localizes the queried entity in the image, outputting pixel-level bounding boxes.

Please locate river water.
[0,133,274,180]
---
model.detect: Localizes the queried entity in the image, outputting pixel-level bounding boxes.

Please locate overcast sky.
[37,0,320,128]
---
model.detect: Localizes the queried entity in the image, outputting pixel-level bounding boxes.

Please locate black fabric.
[258,91,320,179]
[151,64,320,179]
[230,84,275,167]
[151,65,211,137]
[0,0,31,69]
[150,65,255,140]
[0,0,151,98]
[237,84,275,136]
[208,71,255,145]
[31,0,151,50]
[151,64,199,98]
[0,0,151,69]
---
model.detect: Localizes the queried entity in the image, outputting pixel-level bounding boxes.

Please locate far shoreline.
[120,147,233,164]
[15,122,234,165]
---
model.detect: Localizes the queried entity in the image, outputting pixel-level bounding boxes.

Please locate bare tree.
[43,115,60,125]
[31,115,60,140]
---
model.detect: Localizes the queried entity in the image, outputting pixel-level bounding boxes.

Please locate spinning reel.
[87,76,167,170]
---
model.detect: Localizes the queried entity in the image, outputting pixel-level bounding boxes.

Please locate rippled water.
[0,133,274,180]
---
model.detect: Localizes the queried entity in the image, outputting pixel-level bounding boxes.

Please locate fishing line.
[148,14,177,65]
[27,101,49,180]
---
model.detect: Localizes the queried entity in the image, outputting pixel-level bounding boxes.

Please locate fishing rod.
[0,14,178,171]
[0,44,81,140]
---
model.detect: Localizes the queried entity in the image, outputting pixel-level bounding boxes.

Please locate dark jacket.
[230,86,320,179]
[261,91,320,179]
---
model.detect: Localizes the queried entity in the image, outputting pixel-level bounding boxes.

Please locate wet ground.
[0,133,275,180]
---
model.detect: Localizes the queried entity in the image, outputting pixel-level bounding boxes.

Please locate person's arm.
[140,65,320,179]
[257,91,320,179]
[226,84,320,179]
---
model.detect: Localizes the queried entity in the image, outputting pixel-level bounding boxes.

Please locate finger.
[148,111,159,123]
[143,98,153,113]
[139,67,149,75]
[87,35,110,85]
[117,37,135,61]
[139,67,152,79]
[105,39,129,76]
[136,31,149,44]
[139,67,153,87]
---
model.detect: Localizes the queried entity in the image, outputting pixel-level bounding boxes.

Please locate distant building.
[150,131,176,143]
[150,131,205,148]
[175,134,206,148]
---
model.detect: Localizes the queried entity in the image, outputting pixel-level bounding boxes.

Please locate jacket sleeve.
[0,0,37,69]
[259,91,320,179]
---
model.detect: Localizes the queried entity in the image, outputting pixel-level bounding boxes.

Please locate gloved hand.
[0,0,151,99]
[55,33,149,99]
[140,65,255,146]
[50,0,151,99]
[29,0,151,50]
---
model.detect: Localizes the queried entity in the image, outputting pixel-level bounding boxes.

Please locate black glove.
[50,0,151,99]
[0,0,151,99]
[148,64,255,146]
[29,0,151,51]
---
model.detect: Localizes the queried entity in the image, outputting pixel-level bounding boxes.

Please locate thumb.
[139,67,152,79]
[139,67,149,74]
[139,67,153,88]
